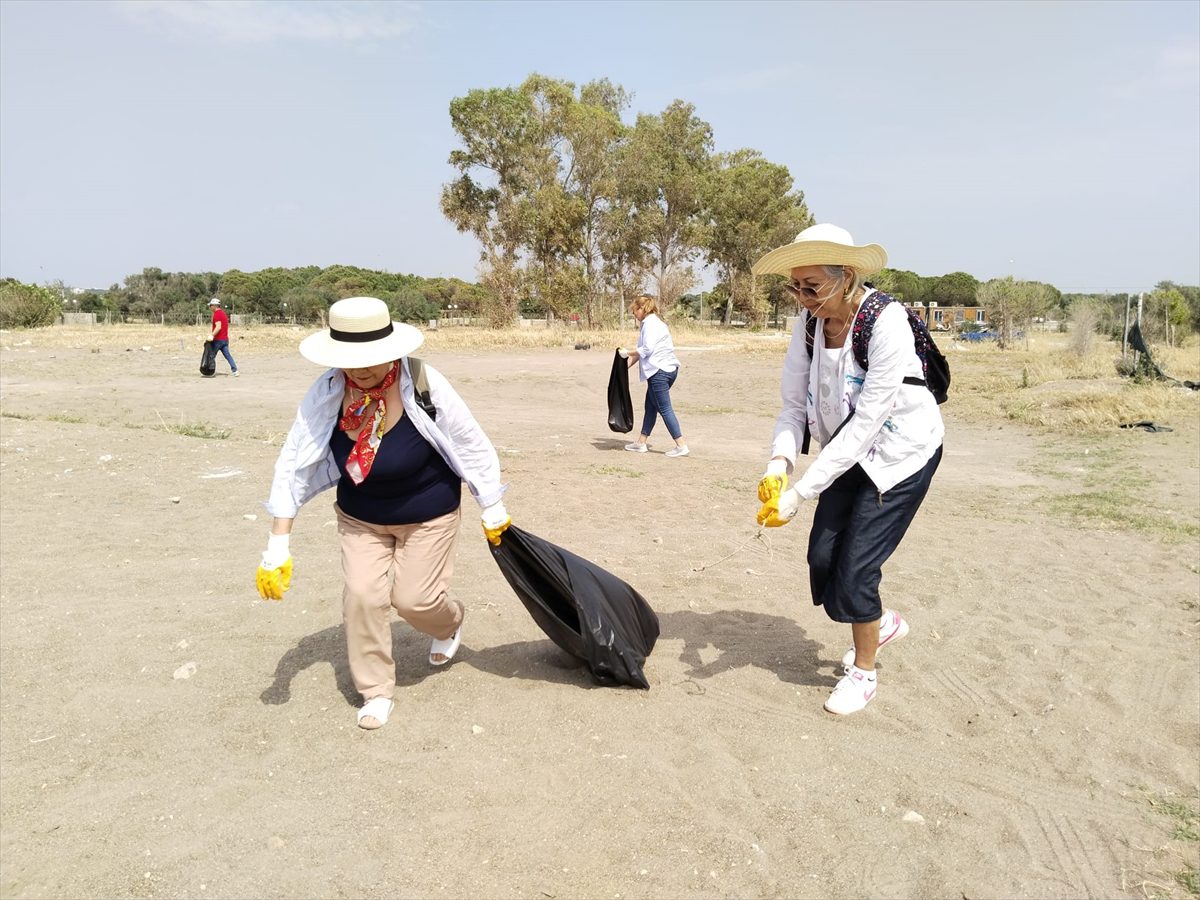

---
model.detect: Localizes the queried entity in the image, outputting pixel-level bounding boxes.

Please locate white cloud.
[112,0,420,44]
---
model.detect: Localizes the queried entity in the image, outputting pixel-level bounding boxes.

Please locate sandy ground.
[1,327,1198,899]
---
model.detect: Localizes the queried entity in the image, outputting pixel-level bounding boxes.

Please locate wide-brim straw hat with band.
[299,296,424,369]
[751,223,887,278]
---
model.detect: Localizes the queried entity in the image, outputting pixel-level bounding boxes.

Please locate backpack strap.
[801,312,818,454]
[851,291,928,389]
[407,356,437,421]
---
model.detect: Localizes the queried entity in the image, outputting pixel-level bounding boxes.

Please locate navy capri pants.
[807,446,942,624]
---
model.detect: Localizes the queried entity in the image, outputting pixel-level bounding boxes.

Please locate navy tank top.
[330,413,461,525]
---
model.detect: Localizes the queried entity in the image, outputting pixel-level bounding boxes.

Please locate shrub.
[0,280,60,328]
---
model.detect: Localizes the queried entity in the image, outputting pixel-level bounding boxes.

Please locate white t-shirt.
[816,345,849,441]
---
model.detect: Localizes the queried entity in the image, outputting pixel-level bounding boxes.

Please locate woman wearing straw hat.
[255,297,510,730]
[751,224,944,716]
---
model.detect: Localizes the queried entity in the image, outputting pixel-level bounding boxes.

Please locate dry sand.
[1,326,1197,899]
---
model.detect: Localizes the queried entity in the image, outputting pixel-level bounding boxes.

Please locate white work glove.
[256,533,293,601]
[617,347,630,359]
[481,501,511,546]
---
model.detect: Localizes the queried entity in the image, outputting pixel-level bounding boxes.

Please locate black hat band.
[329,322,394,343]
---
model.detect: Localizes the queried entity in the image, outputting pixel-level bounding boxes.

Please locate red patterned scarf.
[339,362,399,484]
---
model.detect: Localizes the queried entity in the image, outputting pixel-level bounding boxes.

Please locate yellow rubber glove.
[256,533,293,601]
[482,501,511,546]
[756,486,801,528]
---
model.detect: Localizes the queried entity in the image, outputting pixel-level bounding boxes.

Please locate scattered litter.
[98,455,113,463]
[29,735,57,744]
[199,468,243,479]
[141,346,151,352]
[471,725,484,735]
[169,497,181,504]
[1119,421,1173,433]
[173,661,197,680]
[243,514,258,521]
[902,810,925,824]
[175,639,189,650]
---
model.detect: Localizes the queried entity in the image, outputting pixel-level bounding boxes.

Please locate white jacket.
[635,313,680,382]
[265,358,505,519]
[771,291,944,499]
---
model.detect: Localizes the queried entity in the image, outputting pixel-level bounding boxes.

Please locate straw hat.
[299,297,424,369]
[751,223,887,277]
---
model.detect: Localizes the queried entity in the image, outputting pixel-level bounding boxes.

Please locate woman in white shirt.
[622,294,689,458]
[254,297,510,730]
[751,225,944,716]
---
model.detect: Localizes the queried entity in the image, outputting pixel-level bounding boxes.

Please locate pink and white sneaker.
[824,664,877,715]
[841,609,910,668]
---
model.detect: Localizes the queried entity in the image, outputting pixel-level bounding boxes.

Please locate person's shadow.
[659,609,838,688]
[590,437,633,452]
[261,608,837,706]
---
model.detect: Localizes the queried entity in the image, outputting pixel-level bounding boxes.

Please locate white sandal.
[429,627,462,667]
[356,696,394,730]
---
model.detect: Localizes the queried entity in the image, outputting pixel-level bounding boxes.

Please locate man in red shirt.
[208,298,239,376]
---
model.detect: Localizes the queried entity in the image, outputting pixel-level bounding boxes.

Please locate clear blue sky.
[2,0,1197,294]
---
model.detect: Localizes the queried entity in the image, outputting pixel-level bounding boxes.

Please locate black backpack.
[801,291,949,454]
[407,357,437,420]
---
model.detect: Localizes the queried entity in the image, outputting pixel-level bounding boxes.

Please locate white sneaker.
[665,446,690,458]
[624,442,648,453]
[841,608,909,668]
[824,664,877,715]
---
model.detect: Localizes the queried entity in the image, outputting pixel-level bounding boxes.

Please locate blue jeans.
[640,368,682,440]
[806,446,942,623]
[212,339,237,373]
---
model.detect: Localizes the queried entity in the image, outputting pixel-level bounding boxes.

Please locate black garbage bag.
[200,340,217,377]
[607,349,634,433]
[489,525,659,688]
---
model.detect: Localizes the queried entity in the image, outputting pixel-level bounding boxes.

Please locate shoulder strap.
[850,291,929,389]
[850,291,892,372]
[804,311,818,357]
[407,357,437,421]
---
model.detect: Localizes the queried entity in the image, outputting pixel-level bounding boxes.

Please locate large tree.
[624,101,713,310]
[702,149,812,326]
[977,277,1055,348]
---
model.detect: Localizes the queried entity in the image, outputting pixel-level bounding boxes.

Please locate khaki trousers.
[336,505,464,701]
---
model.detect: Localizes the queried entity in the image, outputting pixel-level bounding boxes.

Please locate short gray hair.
[823,265,865,300]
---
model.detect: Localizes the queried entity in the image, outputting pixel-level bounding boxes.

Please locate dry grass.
[948,333,1200,433]
[7,323,1198,436]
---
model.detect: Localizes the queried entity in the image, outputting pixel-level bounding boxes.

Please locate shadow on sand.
[261,607,837,707]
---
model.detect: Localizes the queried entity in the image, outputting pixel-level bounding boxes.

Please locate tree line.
[2,71,1197,340]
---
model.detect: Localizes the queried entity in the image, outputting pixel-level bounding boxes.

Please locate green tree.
[977,277,1055,348]
[1146,286,1190,346]
[702,149,812,326]
[624,100,713,309]
[441,83,542,325]
[926,271,980,307]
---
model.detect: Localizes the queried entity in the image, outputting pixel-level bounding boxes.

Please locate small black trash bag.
[200,340,217,377]
[607,349,634,433]
[489,524,659,688]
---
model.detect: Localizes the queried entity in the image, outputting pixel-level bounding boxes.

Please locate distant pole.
[1136,292,1143,329]
[1122,294,1131,358]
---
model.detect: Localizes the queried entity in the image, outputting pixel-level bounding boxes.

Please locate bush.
[0,280,60,328]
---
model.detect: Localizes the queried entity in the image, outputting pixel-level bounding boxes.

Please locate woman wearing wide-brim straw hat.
[256,297,511,730]
[751,224,944,716]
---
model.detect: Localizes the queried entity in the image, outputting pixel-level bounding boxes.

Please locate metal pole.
[1122,293,1131,358]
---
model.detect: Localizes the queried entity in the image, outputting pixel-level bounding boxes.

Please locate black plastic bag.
[607,350,633,433]
[489,525,659,688]
[200,340,216,377]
